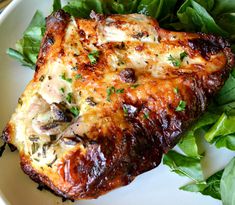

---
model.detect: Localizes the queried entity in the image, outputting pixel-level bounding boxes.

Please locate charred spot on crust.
[120,68,136,83]
[188,35,231,60]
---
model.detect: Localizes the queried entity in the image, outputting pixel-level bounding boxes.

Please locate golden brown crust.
[3,10,234,200]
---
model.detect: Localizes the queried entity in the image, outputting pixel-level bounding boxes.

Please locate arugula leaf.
[221,157,235,205]
[163,150,204,182]
[53,0,62,12]
[7,11,46,69]
[181,169,223,200]
[215,134,235,150]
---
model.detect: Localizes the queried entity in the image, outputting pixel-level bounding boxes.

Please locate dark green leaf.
[53,0,62,12]
[181,169,223,200]
[163,150,204,182]
[63,0,104,18]
[177,0,228,36]
[137,0,177,21]
[66,92,73,103]
[215,73,235,105]
[221,157,235,205]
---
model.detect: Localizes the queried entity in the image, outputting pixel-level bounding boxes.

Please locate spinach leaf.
[215,73,235,105]
[163,150,204,182]
[205,113,235,143]
[137,0,177,21]
[63,0,104,18]
[181,169,223,200]
[176,0,228,36]
[7,11,46,70]
[215,134,235,150]
[178,112,219,158]
[221,157,235,205]
[53,0,62,12]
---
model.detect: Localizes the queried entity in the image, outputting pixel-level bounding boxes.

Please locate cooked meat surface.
[2,10,234,200]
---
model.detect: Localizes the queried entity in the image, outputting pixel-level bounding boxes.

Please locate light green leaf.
[221,157,235,205]
[163,150,204,182]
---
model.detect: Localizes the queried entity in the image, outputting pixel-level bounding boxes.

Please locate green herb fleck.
[70,106,80,117]
[176,100,186,112]
[116,88,124,94]
[61,73,72,83]
[144,112,149,119]
[88,50,100,65]
[180,51,188,61]
[75,74,82,80]
[123,106,128,115]
[106,86,115,102]
[131,84,139,89]
[60,88,65,93]
[66,92,73,103]
[168,55,181,67]
[174,87,179,94]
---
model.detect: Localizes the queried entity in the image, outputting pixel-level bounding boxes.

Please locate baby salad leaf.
[177,0,228,36]
[205,113,235,143]
[221,157,235,205]
[215,134,235,150]
[7,10,46,69]
[178,112,219,158]
[137,0,177,21]
[63,0,104,18]
[181,169,223,200]
[215,73,235,105]
[53,0,62,12]
[163,150,204,182]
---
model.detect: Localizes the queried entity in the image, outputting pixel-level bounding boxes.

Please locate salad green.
[5,0,235,203]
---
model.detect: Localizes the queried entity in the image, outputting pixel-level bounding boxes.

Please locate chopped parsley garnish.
[116,88,124,94]
[174,87,179,94]
[123,106,128,115]
[75,74,82,80]
[60,73,72,83]
[106,86,115,102]
[106,87,125,101]
[176,100,186,112]
[168,55,181,67]
[60,88,65,93]
[180,51,188,61]
[130,84,139,89]
[70,106,80,117]
[144,112,149,119]
[88,50,100,64]
[66,92,73,103]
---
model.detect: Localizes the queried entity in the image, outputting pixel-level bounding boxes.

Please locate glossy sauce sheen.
[2,10,234,200]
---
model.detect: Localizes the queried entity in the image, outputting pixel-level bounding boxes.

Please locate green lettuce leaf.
[163,150,204,182]
[7,11,45,70]
[53,0,62,12]
[176,0,228,36]
[215,134,235,150]
[221,157,235,205]
[181,169,223,200]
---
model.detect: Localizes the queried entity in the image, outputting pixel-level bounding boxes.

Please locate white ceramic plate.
[0,1,234,205]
